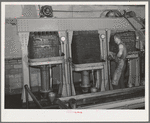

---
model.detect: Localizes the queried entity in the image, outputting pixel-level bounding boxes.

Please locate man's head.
[114,34,121,44]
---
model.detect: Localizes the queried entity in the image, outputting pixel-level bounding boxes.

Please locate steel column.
[98,30,109,91]
[106,29,113,90]
[135,54,140,86]
[58,31,75,97]
[18,32,32,102]
[67,30,76,96]
[95,70,101,90]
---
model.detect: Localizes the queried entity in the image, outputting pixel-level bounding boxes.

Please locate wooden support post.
[18,32,32,102]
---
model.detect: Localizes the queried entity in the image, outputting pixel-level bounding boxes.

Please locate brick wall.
[5,58,41,95]
[5,58,23,95]
[5,58,42,95]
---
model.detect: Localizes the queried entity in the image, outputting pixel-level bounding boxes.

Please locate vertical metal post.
[98,30,109,91]
[95,70,101,90]
[81,70,91,93]
[92,70,95,87]
[99,31,104,60]
[103,63,109,90]
[98,30,105,91]
[59,33,68,96]
[128,59,132,87]
[58,63,63,95]
[40,65,50,98]
[138,56,141,85]
[106,29,113,90]
[58,45,63,95]
[58,31,72,97]
[25,86,29,109]
[101,68,105,91]
[18,32,32,102]
[67,30,76,95]
[49,65,53,90]
[135,55,140,86]
[132,59,137,86]
[67,30,76,96]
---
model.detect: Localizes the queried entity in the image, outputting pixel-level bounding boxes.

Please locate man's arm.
[109,51,116,59]
[117,44,124,58]
[108,51,119,63]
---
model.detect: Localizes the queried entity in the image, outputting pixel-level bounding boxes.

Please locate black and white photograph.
[1,1,149,122]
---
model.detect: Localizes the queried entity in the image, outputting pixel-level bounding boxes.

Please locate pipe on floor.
[24,85,43,109]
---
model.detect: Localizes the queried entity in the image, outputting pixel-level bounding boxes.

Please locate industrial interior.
[5,5,145,109]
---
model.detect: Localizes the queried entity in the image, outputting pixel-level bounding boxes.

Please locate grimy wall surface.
[4,5,145,95]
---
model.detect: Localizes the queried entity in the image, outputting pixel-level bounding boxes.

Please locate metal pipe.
[91,70,95,87]
[81,70,90,88]
[95,70,101,90]
[40,65,50,98]
[24,85,43,109]
[105,30,111,90]
[81,70,91,93]
[49,65,53,90]
[58,45,63,95]
[58,64,63,95]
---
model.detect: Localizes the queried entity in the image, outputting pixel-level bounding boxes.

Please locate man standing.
[109,34,127,89]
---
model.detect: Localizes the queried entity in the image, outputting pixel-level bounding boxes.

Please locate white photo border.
[1,1,149,122]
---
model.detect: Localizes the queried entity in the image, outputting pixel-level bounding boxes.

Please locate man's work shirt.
[111,42,127,86]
